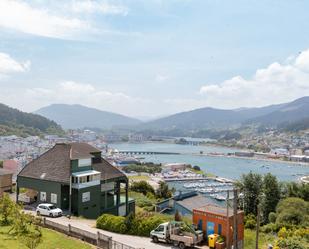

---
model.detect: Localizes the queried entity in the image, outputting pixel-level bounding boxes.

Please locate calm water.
[110,142,309,182]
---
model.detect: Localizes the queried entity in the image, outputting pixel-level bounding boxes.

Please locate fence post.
[96,231,100,247]
[68,224,71,235]
[108,237,113,249]
[43,217,46,226]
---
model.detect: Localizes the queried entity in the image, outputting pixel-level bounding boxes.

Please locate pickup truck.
[150,221,203,249]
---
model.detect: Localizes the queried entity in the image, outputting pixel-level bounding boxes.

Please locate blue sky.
[1,0,309,118]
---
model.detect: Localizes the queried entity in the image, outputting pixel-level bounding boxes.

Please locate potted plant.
[215,235,226,249]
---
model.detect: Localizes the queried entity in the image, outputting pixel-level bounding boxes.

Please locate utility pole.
[255,203,260,249]
[233,188,238,249]
[226,190,230,249]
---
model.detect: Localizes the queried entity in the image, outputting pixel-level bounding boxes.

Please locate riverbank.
[110,142,309,181]
[197,152,309,167]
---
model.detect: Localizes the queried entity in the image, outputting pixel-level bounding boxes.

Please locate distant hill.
[143,103,283,130]
[246,96,309,126]
[143,97,309,131]
[35,104,142,129]
[0,103,63,137]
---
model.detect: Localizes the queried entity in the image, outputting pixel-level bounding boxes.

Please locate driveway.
[25,210,173,249]
[25,210,209,249]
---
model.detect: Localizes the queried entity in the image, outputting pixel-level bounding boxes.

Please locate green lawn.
[244,229,276,249]
[0,225,93,249]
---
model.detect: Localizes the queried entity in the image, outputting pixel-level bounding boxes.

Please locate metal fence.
[41,218,144,249]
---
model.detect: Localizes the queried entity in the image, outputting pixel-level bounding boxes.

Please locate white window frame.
[82,192,90,202]
[78,158,91,167]
[51,193,57,204]
[40,192,46,202]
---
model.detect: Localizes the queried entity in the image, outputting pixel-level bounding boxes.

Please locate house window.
[51,193,57,204]
[40,192,46,202]
[72,176,78,184]
[78,158,91,167]
[82,192,90,202]
[218,224,222,235]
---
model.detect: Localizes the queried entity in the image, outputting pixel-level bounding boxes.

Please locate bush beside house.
[96,211,172,237]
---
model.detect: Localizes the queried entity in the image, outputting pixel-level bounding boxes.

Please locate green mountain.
[143,104,283,131]
[142,97,309,132]
[0,103,63,137]
[246,96,309,126]
[35,104,142,129]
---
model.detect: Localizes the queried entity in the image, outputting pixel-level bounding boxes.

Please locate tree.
[130,181,155,195]
[156,181,175,199]
[20,226,42,249]
[193,165,201,171]
[0,193,19,225]
[237,172,263,215]
[262,173,280,223]
[275,197,309,227]
[283,182,309,202]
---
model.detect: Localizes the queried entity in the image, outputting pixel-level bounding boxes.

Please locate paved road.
[25,210,208,249]
[26,210,173,249]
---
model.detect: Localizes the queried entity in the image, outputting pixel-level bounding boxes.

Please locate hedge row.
[96,212,172,237]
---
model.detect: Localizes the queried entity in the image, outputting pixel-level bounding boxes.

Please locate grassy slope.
[0,225,93,249]
[244,229,275,249]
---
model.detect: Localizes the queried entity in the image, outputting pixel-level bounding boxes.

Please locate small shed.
[193,204,244,249]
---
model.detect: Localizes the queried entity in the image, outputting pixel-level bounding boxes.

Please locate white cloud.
[70,0,128,15]
[0,0,96,39]
[199,49,309,109]
[0,81,151,116]
[0,52,30,77]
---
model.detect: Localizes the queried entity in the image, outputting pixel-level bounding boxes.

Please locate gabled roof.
[18,143,71,183]
[93,158,126,181]
[70,142,101,159]
[18,143,125,184]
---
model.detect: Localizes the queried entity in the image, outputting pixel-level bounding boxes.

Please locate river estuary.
[110,142,309,182]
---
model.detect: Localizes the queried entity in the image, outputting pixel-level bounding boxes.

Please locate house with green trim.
[17,143,134,218]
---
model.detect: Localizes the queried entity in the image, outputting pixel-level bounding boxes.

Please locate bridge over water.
[118,150,181,155]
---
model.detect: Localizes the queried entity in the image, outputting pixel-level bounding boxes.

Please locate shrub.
[278,227,288,238]
[96,211,172,237]
[129,191,154,208]
[0,193,20,225]
[130,181,155,195]
[260,223,279,233]
[96,214,127,234]
[275,198,309,227]
[217,235,225,243]
[244,214,256,229]
[193,165,201,171]
[276,236,307,249]
[269,212,277,223]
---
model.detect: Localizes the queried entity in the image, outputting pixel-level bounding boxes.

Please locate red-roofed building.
[3,159,20,182]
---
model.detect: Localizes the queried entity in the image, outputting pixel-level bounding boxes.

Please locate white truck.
[150,221,203,249]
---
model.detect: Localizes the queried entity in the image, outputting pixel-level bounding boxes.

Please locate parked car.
[36,203,62,217]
